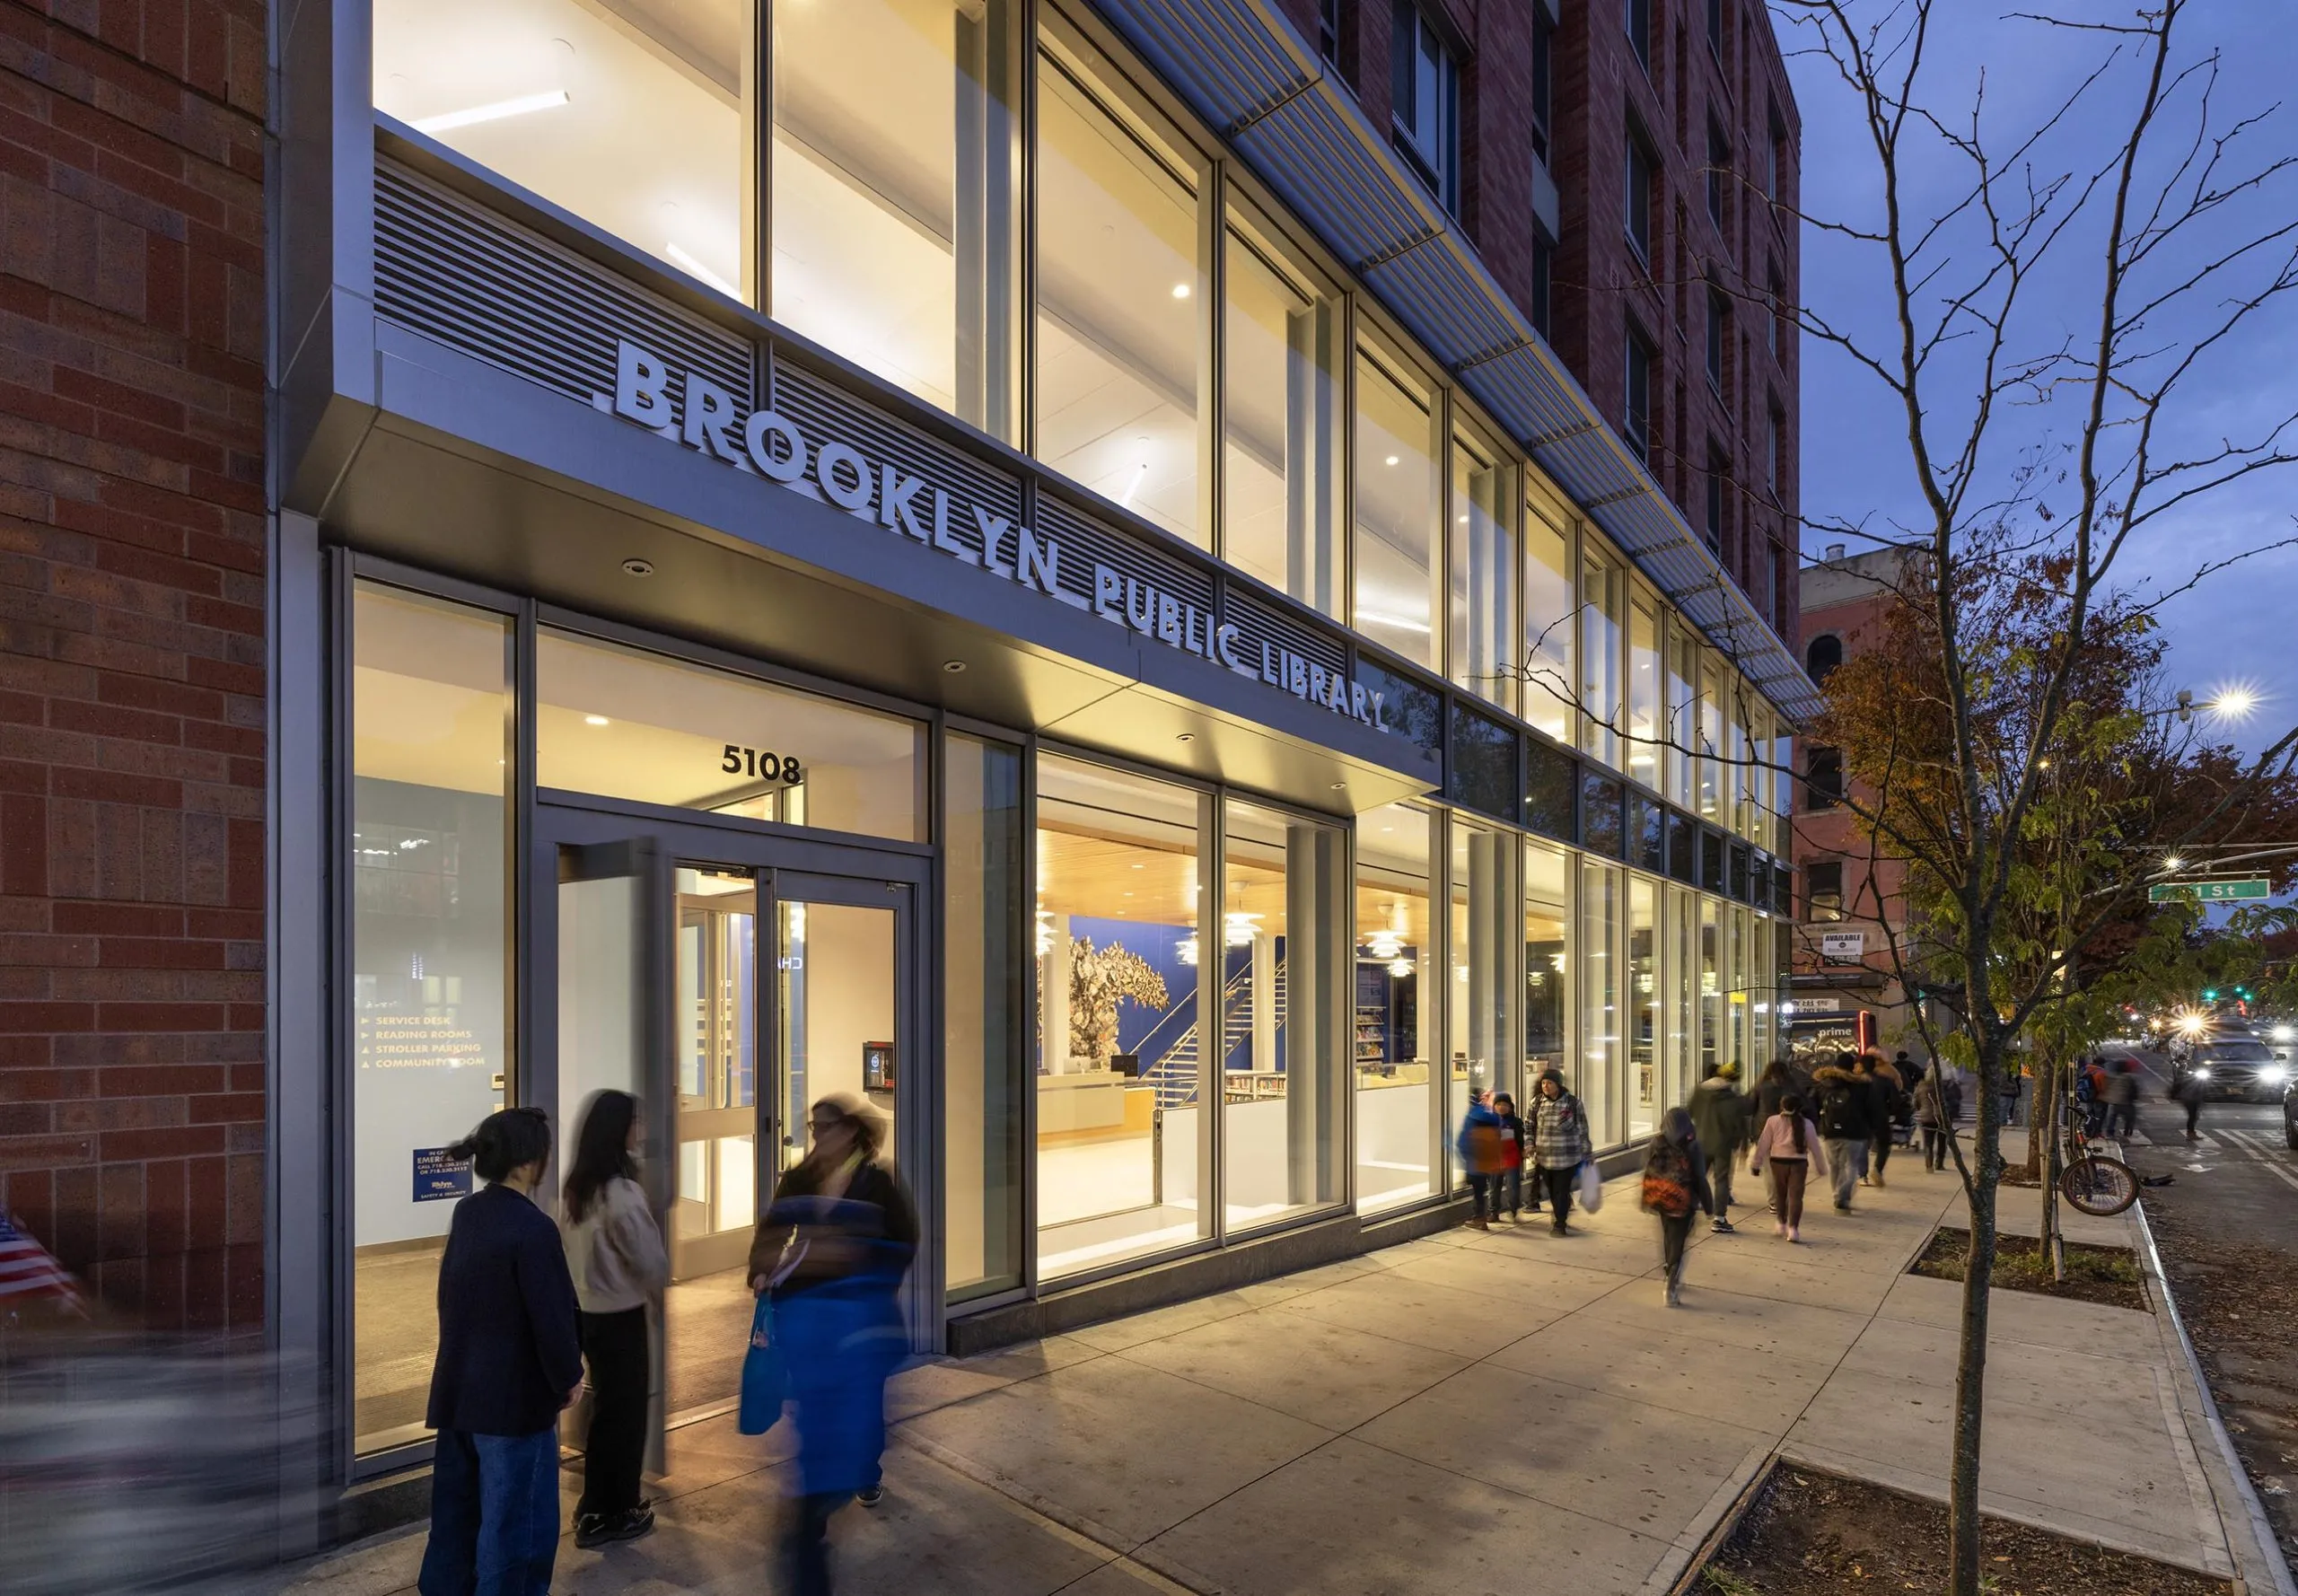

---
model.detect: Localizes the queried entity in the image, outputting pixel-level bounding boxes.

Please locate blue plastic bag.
[737,1292,785,1434]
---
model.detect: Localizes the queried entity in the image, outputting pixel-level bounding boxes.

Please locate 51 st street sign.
[2147,879,2271,903]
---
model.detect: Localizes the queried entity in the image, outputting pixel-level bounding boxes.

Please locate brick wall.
[0,0,268,1331]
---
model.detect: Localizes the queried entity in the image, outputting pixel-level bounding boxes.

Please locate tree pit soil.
[1910,1225,2150,1311]
[1700,1466,2232,1596]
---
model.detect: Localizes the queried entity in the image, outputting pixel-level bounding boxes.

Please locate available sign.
[604,342,1390,732]
[2148,879,2270,903]
[1820,931,1865,960]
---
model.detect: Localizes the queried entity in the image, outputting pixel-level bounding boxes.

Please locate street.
[2110,1047,2298,1573]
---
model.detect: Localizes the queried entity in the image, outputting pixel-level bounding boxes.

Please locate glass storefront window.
[1222,801,1345,1232]
[1448,818,1516,1144]
[1524,735,1574,842]
[774,0,1021,434]
[1578,859,1619,1145]
[1449,434,1515,712]
[535,630,926,842]
[1726,688,1752,840]
[1667,629,1697,806]
[1524,839,1568,1081]
[1697,654,1724,820]
[1699,896,1722,1077]
[1036,33,1205,543]
[375,0,755,302]
[1224,205,1343,612]
[1627,875,1658,1142]
[1448,700,1518,823]
[1354,348,1442,667]
[1581,547,1621,769]
[1356,804,1438,1214]
[1034,754,1207,1277]
[1524,504,1574,745]
[1583,771,1625,860]
[350,584,513,1456]
[1669,883,1698,1094]
[1627,594,1661,785]
[946,735,1025,1300]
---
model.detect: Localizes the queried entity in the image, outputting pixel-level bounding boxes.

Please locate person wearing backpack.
[1455,1092,1505,1231]
[1857,1052,1905,1189]
[1642,1108,1711,1305]
[1811,1054,1870,1211]
[1688,1063,1751,1232]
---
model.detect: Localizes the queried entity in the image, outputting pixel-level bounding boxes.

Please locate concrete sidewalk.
[266,1162,2263,1596]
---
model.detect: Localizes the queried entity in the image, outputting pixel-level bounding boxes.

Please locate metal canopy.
[1094,0,1825,728]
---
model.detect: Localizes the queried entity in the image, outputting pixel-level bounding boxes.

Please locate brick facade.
[0,0,268,1330]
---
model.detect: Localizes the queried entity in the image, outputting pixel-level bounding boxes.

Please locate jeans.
[1707,1154,1735,1215]
[1821,1137,1865,1207]
[2083,1101,2108,1138]
[1921,1126,1948,1171]
[1659,1213,1694,1285]
[1466,1171,1494,1220]
[577,1306,648,1521]
[2106,1101,2137,1138]
[782,1490,847,1596]
[1873,1133,1894,1176]
[418,1428,561,1596]
[1766,1160,1809,1231]
[1497,1167,1522,1214]
[1539,1166,1577,1227]
[2183,1098,2202,1137]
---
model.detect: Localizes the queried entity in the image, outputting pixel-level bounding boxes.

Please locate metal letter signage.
[600,339,1387,732]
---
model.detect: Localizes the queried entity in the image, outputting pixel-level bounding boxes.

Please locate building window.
[1356,802,1437,1212]
[1706,122,1729,227]
[1767,403,1785,499]
[1626,0,1652,72]
[1806,633,1843,683]
[1524,504,1574,745]
[1767,539,1783,630]
[1806,859,1845,921]
[1354,346,1443,669]
[1706,289,1727,391]
[1582,546,1623,769]
[1451,434,1517,713]
[1320,0,1343,65]
[1704,443,1728,551]
[1391,0,1460,211]
[1768,264,1785,353]
[1706,0,1723,55]
[1529,228,1555,340]
[1804,746,1844,811]
[945,733,1026,1300]
[1530,7,1555,165]
[1767,106,1787,202]
[1625,127,1655,262]
[1624,324,1653,461]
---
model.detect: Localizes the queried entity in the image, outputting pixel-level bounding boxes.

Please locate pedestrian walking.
[2077,1056,2109,1138]
[560,1090,669,1550]
[1858,1051,1904,1188]
[1493,1092,1527,1223]
[749,1094,918,1596]
[1456,1091,1504,1230]
[2101,1056,2141,1138]
[1641,1108,1711,1304]
[2171,1067,2206,1141]
[1688,1063,1751,1232]
[1913,1065,1952,1171]
[1811,1055,1871,1211]
[1753,1058,1796,1124]
[1748,1093,1829,1242]
[417,1107,583,1596]
[1531,1068,1593,1235]
[1999,1064,2025,1129]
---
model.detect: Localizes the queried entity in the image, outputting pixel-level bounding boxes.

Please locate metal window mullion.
[1202,788,1225,1242]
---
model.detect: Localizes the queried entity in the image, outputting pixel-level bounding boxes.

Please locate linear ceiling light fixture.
[411,89,571,136]
[665,242,741,299]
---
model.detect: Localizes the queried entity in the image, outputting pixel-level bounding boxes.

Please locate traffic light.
[2203,988,2218,1002]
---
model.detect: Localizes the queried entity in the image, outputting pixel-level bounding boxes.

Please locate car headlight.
[2192,1068,2213,1080]
[2276,1026,2295,1043]
[2262,1065,2289,1085]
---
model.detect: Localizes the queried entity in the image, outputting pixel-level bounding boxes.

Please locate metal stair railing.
[1139,958,1287,1109]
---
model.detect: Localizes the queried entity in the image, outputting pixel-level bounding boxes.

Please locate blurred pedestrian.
[1753,1058,1796,1124]
[1456,1090,1504,1231]
[1858,1051,1905,1189]
[1913,1065,1951,1171]
[2077,1056,2109,1138]
[418,1107,583,1596]
[1812,1054,1871,1211]
[749,1094,917,1596]
[561,1090,668,1549]
[2171,1067,2206,1141]
[1493,1092,1527,1223]
[1688,1063,1750,1232]
[1749,1092,1829,1243]
[1531,1068,1593,1236]
[1641,1108,1711,1305]
[2101,1056,2141,1138]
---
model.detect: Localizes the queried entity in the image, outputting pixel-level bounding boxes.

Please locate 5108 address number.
[722,745,804,784]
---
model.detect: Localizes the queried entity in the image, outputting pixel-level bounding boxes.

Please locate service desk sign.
[601,341,1390,733]
[1820,931,1865,960]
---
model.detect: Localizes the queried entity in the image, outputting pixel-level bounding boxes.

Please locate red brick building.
[0,0,268,1331]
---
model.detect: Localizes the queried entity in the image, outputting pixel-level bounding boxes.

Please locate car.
[2285,1076,2298,1151]
[2176,1037,2291,1103]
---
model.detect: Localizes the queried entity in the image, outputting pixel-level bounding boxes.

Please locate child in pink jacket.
[1747,1093,1829,1241]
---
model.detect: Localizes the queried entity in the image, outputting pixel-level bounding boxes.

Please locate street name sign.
[2148,879,2270,903]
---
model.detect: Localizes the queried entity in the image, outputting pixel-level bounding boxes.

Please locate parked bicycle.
[2057,1093,2139,1215]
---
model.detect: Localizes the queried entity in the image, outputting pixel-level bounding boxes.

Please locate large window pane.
[946,735,1025,1300]
[1627,875,1658,1142]
[1449,435,1515,711]
[1524,839,1568,1077]
[1356,804,1437,1214]
[774,0,1020,432]
[351,585,513,1456]
[1036,39,1204,543]
[1669,883,1699,1099]
[376,0,754,301]
[535,630,925,842]
[1353,350,1442,667]
[1627,595,1661,785]
[1582,548,1622,769]
[1578,859,1619,1146]
[1224,207,1342,612]
[1035,755,1207,1277]
[1448,818,1516,1150]
[1697,653,1724,820]
[1523,505,1574,745]
[1700,896,1722,1075]
[1223,802,1345,1231]
[1667,628,1697,805]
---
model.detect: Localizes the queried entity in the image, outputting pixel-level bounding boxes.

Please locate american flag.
[0,1209,80,1307]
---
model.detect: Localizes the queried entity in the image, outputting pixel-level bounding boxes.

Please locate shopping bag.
[737,1293,785,1435]
[1576,1158,1604,1214]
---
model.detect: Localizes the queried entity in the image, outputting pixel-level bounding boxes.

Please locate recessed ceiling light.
[1171,283,1191,299]
[621,557,653,577]
[943,660,967,673]
[1176,732,1196,743]
[412,88,570,136]
[583,715,610,727]
[1331,782,1346,791]
[1385,455,1399,466]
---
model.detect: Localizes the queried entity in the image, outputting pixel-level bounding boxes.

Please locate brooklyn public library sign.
[601,340,1391,734]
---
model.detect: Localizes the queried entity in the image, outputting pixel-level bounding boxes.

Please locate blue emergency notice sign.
[413,1146,472,1203]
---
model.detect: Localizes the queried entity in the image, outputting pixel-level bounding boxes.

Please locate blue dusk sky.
[1782,2,2298,756]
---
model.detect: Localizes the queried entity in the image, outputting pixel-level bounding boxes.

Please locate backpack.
[1642,1138,1697,1218]
[1819,1081,1865,1138]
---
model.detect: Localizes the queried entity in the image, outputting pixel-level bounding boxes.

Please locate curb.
[2132,1194,2297,1596]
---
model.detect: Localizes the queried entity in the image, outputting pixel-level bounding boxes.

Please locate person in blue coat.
[417,1106,583,1596]
[748,1094,917,1596]
[1454,1091,1504,1230]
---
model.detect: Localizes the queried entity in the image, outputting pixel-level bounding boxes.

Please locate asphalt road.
[2102,1045,2298,1254]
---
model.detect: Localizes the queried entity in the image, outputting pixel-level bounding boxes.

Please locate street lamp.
[2169,684,2263,723]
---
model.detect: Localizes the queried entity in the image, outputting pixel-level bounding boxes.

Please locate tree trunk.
[1949,1049,2003,1595]
[2018,1069,2045,1180]
[2039,1061,2066,1281]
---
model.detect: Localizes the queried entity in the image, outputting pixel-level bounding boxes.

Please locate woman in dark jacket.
[417,1107,583,1596]
[750,1094,918,1596]
[1754,1059,1797,1124]
[1641,1107,1711,1306]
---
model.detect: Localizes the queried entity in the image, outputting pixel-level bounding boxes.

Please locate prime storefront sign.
[604,341,1390,733]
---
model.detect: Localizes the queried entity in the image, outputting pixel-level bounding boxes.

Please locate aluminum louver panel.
[373,160,752,409]
[1034,495,1215,614]
[1225,587,1345,678]
[769,356,1024,527]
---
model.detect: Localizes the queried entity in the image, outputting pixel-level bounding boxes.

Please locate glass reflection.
[1354,351,1442,667]
[1224,208,1342,612]
[1356,804,1436,1213]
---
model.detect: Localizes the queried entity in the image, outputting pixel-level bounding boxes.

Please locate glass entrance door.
[773,880,902,1177]
[673,868,759,1280]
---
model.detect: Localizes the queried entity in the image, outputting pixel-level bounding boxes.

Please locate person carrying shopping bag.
[560,1090,669,1549]
[1748,1093,1829,1242]
[1531,1068,1593,1236]
[1641,1108,1711,1305]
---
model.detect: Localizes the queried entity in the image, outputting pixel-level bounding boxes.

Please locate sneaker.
[1773,1222,1787,1237]
[1711,1218,1736,1234]
[574,1513,610,1549]
[1833,1203,1852,1213]
[1465,1217,1489,1231]
[855,1486,885,1509]
[600,1506,656,1544]
[1786,1227,1801,1243]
